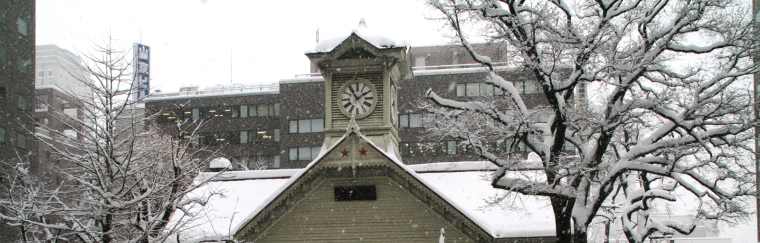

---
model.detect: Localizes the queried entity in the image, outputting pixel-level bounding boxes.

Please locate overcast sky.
[36,0,452,93]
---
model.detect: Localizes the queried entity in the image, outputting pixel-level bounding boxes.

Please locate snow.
[168,162,555,242]
[417,171,556,238]
[308,20,408,53]
[279,76,326,84]
[169,157,752,242]
[166,178,289,242]
[208,157,231,170]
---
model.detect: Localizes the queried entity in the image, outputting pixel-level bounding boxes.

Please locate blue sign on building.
[134,43,150,102]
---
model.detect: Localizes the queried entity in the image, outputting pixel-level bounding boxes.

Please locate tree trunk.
[551,198,575,243]
[573,225,588,243]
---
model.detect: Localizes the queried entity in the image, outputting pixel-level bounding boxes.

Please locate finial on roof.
[358,18,367,28]
[345,115,361,136]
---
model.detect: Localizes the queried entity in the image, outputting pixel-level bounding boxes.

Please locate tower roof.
[308,19,409,53]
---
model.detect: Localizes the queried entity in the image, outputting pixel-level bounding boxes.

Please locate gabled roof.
[167,123,557,242]
[308,23,408,54]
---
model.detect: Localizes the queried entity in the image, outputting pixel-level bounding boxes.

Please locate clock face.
[339,79,376,118]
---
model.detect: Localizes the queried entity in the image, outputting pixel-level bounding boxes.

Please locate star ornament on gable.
[359,148,367,156]
[341,149,349,157]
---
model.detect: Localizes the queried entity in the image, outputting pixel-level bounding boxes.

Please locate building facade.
[35,44,92,98]
[145,43,551,170]
[33,86,84,184]
[0,0,35,162]
[0,0,36,240]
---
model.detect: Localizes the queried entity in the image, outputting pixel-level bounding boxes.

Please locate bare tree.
[424,0,758,242]
[0,35,221,243]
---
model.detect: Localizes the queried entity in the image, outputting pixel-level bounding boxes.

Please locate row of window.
[399,113,435,128]
[399,140,571,157]
[0,4,32,73]
[0,5,28,36]
[456,80,541,97]
[159,103,281,123]
[289,146,321,161]
[232,155,282,169]
[289,119,324,134]
[192,129,281,146]
[37,70,54,78]
[0,126,28,149]
[0,87,28,111]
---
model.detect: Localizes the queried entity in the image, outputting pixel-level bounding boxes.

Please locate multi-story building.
[33,45,90,186]
[0,0,35,162]
[145,43,552,169]
[0,0,36,240]
[35,44,92,98]
[33,86,84,183]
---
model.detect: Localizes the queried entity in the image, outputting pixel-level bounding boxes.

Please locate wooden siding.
[252,176,474,242]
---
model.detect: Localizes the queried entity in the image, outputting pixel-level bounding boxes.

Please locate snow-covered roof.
[308,19,408,53]
[168,161,555,242]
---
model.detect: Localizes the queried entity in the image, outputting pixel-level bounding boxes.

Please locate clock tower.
[306,24,411,158]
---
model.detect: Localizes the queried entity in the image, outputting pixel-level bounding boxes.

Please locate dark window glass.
[0,46,6,64]
[0,6,6,24]
[334,185,376,201]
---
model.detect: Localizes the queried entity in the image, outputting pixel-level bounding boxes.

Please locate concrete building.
[35,44,92,98]
[0,0,35,162]
[33,86,84,184]
[0,0,36,240]
[32,45,91,188]
[145,43,551,170]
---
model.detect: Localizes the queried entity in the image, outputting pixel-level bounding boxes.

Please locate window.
[273,155,281,168]
[524,80,540,94]
[198,131,238,146]
[289,119,324,133]
[400,142,443,157]
[466,83,479,97]
[0,87,5,104]
[159,111,178,123]
[18,57,30,73]
[38,70,45,78]
[192,108,199,121]
[415,56,426,69]
[456,80,541,97]
[447,141,457,155]
[289,146,321,161]
[240,105,248,117]
[243,103,280,117]
[48,70,53,77]
[235,155,282,169]
[240,129,280,144]
[0,6,6,24]
[399,113,434,128]
[0,46,6,64]
[18,96,26,110]
[334,185,377,201]
[534,110,552,123]
[220,106,239,118]
[16,132,27,149]
[17,18,27,36]
[36,95,48,111]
